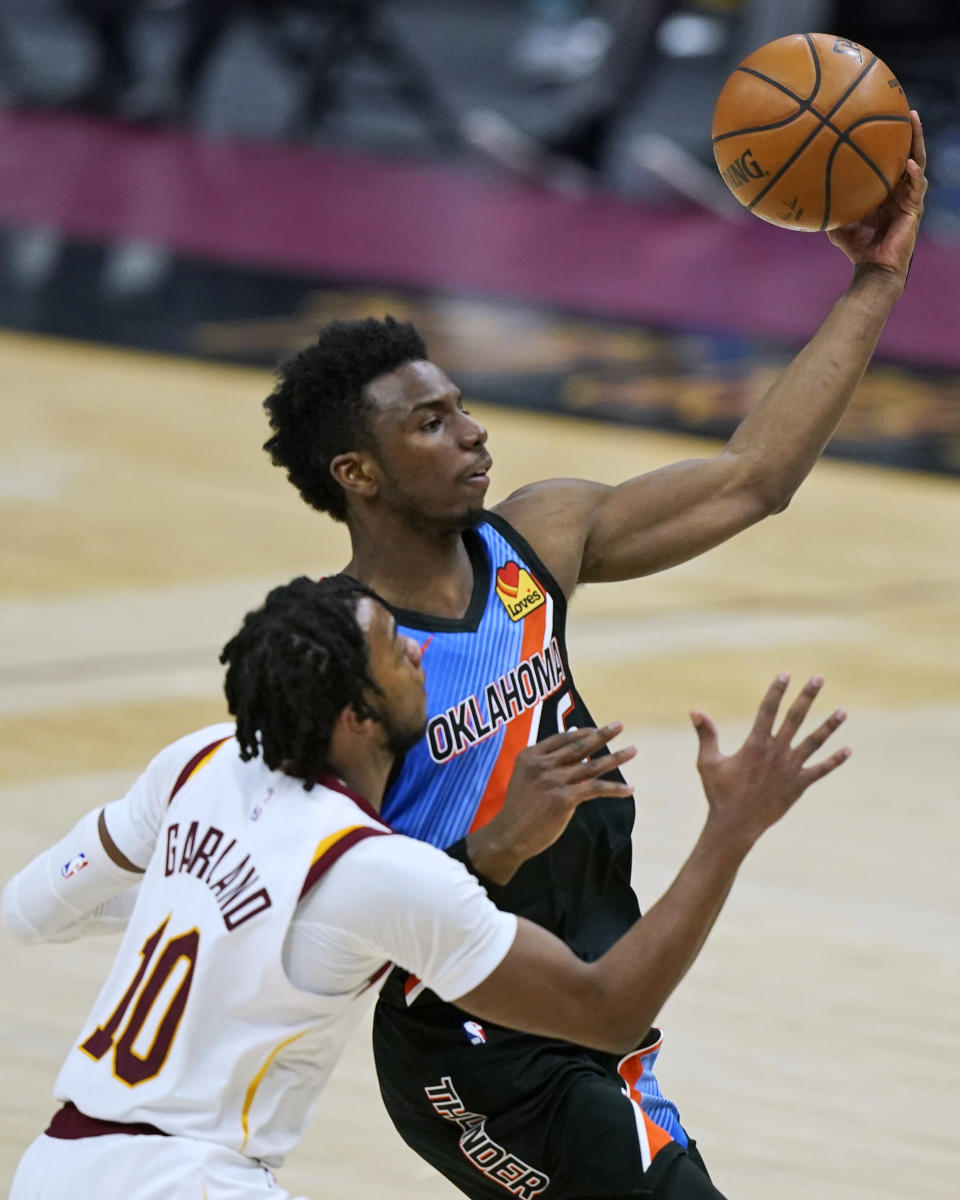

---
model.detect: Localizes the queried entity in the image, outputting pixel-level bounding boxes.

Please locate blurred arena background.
[1,2,957,1197]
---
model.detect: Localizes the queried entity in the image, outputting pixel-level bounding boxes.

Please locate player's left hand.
[466,723,636,886]
[828,109,927,281]
[691,673,851,849]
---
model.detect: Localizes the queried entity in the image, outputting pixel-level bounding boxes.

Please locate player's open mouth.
[464,456,493,485]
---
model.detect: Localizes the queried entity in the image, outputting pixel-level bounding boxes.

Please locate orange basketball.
[712,32,911,231]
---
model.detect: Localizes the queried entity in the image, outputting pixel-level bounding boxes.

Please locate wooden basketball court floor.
[1,327,957,1198]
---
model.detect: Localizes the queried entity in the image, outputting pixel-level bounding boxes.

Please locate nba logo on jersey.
[463,1020,487,1045]
[495,561,545,622]
[59,852,88,879]
[251,787,275,822]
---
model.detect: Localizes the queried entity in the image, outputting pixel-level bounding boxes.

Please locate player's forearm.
[1,808,141,944]
[461,824,525,888]
[583,817,748,1051]
[463,818,750,1055]
[724,264,904,507]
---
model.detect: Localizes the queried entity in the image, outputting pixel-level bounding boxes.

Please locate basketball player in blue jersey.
[263,115,927,1199]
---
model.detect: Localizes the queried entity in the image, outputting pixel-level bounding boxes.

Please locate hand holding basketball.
[712,33,919,235]
[827,109,926,280]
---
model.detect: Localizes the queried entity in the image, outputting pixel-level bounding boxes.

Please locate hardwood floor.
[2,331,957,1199]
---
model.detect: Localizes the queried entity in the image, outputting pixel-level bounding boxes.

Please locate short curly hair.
[220,574,382,789]
[263,316,428,522]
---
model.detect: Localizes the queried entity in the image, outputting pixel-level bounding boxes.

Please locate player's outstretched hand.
[468,725,636,886]
[691,674,850,850]
[828,109,927,282]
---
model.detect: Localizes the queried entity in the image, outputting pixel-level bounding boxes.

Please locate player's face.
[364,360,491,532]
[357,597,428,755]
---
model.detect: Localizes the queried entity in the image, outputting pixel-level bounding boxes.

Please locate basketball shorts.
[373,1000,727,1199]
[9,1120,307,1200]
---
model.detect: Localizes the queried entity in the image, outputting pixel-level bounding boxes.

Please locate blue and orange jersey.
[381,512,639,961]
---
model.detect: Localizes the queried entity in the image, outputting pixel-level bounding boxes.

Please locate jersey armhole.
[483,509,568,622]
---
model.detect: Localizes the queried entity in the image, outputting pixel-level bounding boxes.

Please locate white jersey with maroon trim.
[51,726,424,1167]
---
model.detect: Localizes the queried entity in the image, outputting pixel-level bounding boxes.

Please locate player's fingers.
[793,708,847,763]
[573,778,636,804]
[565,744,637,781]
[531,726,591,756]
[909,109,926,172]
[799,745,852,785]
[898,157,927,214]
[748,674,790,738]
[775,675,823,743]
[690,710,719,759]
[547,723,623,764]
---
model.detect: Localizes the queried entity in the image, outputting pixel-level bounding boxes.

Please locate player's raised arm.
[495,113,927,597]
[456,675,851,1054]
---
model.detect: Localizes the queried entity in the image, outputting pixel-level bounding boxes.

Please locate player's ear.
[335,699,380,741]
[328,702,374,771]
[330,452,380,502]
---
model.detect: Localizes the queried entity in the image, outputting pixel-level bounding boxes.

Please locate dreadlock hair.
[263,316,428,523]
[220,575,383,789]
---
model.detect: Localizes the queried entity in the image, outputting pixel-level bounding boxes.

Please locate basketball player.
[3,576,848,1199]
[260,114,926,1200]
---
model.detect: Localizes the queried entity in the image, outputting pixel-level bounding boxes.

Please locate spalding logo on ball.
[712,32,911,231]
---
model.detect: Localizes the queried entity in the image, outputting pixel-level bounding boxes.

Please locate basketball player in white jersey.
[3,575,851,1199]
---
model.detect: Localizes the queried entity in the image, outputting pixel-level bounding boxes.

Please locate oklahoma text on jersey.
[426,637,566,764]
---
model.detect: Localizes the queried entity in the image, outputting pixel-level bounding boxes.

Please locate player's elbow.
[756,473,796,515]
[724,453,795,522]
[1,879,44,945]
[565,971,657,1056]
[586,1024,650,1057]
[594,1001,658,1056]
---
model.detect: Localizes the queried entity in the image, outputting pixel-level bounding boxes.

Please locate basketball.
[712,32,911,231]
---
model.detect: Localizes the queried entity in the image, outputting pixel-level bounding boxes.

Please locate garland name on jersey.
[164,820,271,931]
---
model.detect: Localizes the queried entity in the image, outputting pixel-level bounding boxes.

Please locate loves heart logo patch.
[495,561,546,622]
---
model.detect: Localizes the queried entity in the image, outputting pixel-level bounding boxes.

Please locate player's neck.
[344,519,476,619]
[325,691,406,811]
[324,745,391,814]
